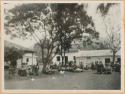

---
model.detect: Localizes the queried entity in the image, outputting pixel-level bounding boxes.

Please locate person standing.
[96,61,99,74]
[100,61,104,74]
[80,62,84,72]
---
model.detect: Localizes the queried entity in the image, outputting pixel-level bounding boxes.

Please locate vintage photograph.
[3,2,123,90]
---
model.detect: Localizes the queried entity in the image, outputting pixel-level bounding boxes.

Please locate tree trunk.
[61,52,64,66]
[64,49,66,66]
[112,51,116,64]
[42,54,52,73]
[9,64,15,78]
[42,61,47,73]
[60,42,64,66]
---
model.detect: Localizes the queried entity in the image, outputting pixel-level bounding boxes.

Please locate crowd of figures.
[6,64,39,78]
[91,61,121,74]
[91,61,111,74]
[5,60,121,79]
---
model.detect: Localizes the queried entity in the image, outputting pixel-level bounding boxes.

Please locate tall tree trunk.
[64,49,66,66]
[112,50,116,64]
[42,61,47,73]
[40,46,48,73]
[61,46,64,66]
[60,37,64,66]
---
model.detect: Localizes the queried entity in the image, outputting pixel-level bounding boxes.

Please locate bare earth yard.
[4,70,121,90]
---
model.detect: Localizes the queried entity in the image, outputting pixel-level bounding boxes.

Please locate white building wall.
[17,59,22,69]
[17,53,37,69]
[53,50,121,66]
[76,56,120,67]
[53,52,78,65]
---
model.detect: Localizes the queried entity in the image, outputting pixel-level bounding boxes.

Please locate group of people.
[18,64,39,76]
[96,62,104,74]
[91,61,113,74]
[91,61,105,74]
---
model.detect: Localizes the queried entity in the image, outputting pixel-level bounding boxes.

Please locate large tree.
[53,4,98,65]
[5,3,98,72]
[5,4,61,73]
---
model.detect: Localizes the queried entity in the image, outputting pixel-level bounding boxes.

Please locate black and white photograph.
[3,1,124,90]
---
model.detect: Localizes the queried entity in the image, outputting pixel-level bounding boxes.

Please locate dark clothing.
[97,63,104,74]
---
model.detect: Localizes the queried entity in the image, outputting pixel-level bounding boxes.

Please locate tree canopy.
[97,3,116,17]
[5,3,99,72]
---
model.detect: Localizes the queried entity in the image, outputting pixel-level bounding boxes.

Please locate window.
[57,56,60,61]
[26,58,29,62]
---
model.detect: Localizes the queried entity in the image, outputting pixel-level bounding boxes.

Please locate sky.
[4,3,122,48]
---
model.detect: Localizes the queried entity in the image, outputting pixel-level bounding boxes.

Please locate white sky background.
[4,3,122,48]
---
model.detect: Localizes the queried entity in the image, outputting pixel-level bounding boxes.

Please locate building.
[53,49,121,67]
[16,50,37,69]
[76,49,120,67]
[52,51,78,65]
[4,40,37,69]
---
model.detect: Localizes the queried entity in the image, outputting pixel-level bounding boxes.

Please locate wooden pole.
[32,52,33,75]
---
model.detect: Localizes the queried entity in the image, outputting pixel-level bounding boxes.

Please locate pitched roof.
[4,40,35,52]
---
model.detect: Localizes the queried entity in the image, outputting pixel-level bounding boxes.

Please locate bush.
[18,69,27,76]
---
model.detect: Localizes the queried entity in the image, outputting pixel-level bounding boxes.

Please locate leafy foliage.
[4,47,24,67]
[52,4,98,54]
[97,3,116,17]
[5,3,99,72]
